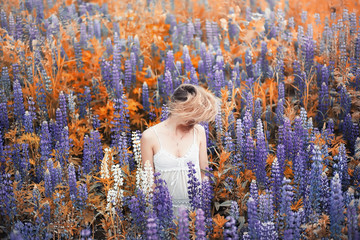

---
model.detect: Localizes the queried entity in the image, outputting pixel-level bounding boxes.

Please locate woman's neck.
[164,115,193,135]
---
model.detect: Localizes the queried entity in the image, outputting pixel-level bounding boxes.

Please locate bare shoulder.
[140,127,155,143]
[194,124,206,138]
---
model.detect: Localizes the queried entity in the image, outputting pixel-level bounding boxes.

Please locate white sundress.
[150,126,202,214]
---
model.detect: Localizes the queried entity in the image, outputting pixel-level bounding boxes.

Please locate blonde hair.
[168,84,219,124]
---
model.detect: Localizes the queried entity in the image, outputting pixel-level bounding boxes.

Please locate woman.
[140,83,218,212]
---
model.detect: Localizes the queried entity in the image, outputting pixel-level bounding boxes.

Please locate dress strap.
[150,126,162,148]
[193,126,196,145]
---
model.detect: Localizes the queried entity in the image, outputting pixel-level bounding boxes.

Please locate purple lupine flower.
[0,172,16,219]
[0,102,9,130]
[245,135,255,171]
[302,34,314,74]
[92,114,100,130]
[13,80,25,124]
[341,113,358,154]
[271,158,281,211]
[32,185,41,212]
[250,180,259,206]
[338,84,351,119]
[79,22,87,48]
[104,37,113,57]
[224,216,237,239]
[339,35,347,67]
[260,41,270,80]
[195,208,206,240]
[94,19,101,40]
[160,104,169,122]
[55,126,70,168]
[68,163,77,202]
[259,221,277,240]
[320,172,329,214]
[111,88,129,149]
[165,50,175,72]
[275,98,285,125]
[58,91,67,127]
[255,119,268,186]
[100,59,112,89]
[142,82,150,112]
[337,144,349,187]
[129,189,147,234]
[347,200,359,239]
[87,20,94,40]
[247,196,260,239]
[354,35,360,66]
[293,151,306,197]
[282,118,295,160]
[309,145,323,214]
[46,158,56,188]
[54,164,62,187]
[0,9,7,31]
[82,135,93,175]
[254,98,262,121]
[293,116,306,153]
[349,12,356,35]
[146,213,158,240]
[200,168,214,230]
[74,41,83,71]
[77,183,88,208]
[330,173,344,238]
[90,130,103,169]
[276,144,286,177]
[187,161,201,210]
[177,207,189,240]
[183,46,192,72]
[279,177,294,236]
[224,131,234,152]
[38,121,51,181]
[235,118,244,156]
[8,13,15,37]
[214,69,223,97]
[80,227,92,240]
[42,201,51,224]
[190,67,199,86]
[214,102,222,136]
[258,190,274,223]
[124,59,132,90]
[229,200,240,223]
[245,91,254,116]
[24,111,33,133]
[278,82,285,101]
[153,172,175,237]
[163,70,173,100]
[0,131,5,164]
[117,131,129,167]
[243,109,253,137]
[323,118,335,144]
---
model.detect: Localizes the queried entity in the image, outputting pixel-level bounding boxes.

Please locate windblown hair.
[168,84,219,124]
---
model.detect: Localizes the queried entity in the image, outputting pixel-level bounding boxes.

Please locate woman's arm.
[140,129,155,171]
[197,124,209,180]
[140,129,156,190]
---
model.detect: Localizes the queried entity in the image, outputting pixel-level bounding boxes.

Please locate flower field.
[0,0,360,239]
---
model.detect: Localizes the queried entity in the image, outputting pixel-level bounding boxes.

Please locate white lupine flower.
[106,189,117,212]
[106,164,124,212]
[135,166,143,189]
[142,160,154,196]
[111,164,124,191]
[131,131,142,165]
[100,148,112,179]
